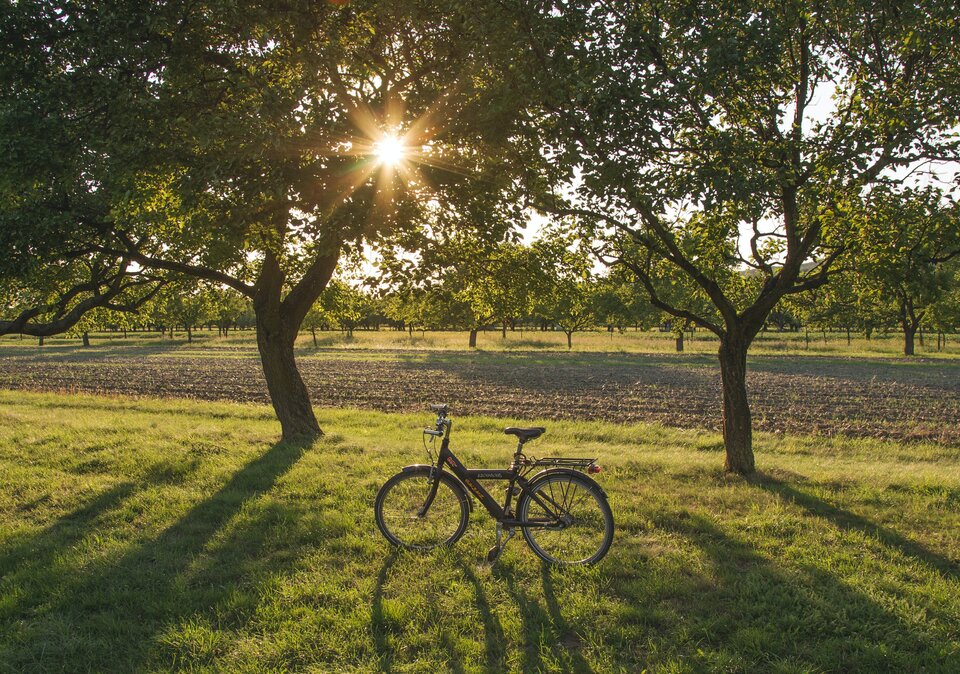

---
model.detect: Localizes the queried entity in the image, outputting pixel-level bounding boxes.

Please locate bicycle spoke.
[520,474,612,565]
[375,472,467,550]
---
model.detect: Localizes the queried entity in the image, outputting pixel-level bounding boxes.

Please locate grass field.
[4,326,960,359]
[2,391,958,672]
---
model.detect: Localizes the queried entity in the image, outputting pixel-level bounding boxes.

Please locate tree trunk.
[502,321,507,339]
[251,247,339,441]
[38,336,44,346]
[311,327,317,347]
[468,328,478,348]
[675,332,684,352]
[718,333,754,474]
[82,331,90,347]
[846,327,851,346]
[904,323,917,356]
[566,331,573,350]
[256,311,320,440]
[187,326,192,343]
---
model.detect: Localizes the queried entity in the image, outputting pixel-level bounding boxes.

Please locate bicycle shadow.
[370,550,508,673]
[492,561,596,674]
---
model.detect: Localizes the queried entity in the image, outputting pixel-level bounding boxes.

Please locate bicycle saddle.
[504,427,546,443]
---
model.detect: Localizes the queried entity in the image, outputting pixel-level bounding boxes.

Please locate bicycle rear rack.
[527,456,597,471]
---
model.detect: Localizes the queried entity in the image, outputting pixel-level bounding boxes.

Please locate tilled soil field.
[1,348,959,444]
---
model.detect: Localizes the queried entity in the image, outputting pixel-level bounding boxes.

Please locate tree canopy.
[1,0,535,438]
[509,0,960,472]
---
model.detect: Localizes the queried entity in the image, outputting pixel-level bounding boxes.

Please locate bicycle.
[374,404,614,565]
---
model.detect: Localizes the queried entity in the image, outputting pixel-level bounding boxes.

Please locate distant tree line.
[60,213,958,356]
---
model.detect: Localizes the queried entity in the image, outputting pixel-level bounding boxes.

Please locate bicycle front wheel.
[375,468,469,550]
[518,472,614,565]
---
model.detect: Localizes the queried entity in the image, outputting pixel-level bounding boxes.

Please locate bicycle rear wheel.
[375,468,469,550]
[517,472,613,565]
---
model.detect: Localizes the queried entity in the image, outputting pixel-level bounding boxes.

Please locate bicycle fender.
[399,464,474,511]
[526,468,608,498]
[400,464,435,473]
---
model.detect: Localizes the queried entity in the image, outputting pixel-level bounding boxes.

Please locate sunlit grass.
[1,391,958,672]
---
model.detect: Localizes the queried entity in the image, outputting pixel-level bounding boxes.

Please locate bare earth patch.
[0,349,958,444]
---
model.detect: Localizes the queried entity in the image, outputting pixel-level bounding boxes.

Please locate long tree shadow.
[649,508,957,671]
[1,439,307,672]
[755,475,959,581]
[1,481,136,577]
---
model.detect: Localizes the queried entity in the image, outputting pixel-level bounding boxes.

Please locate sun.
[372,133,406,166]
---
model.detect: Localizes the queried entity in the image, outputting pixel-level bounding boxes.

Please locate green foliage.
[530,230,598,348]
[513,0,960,339]
[850,187,960,334]
[0,0,536,334]
[317,280,377,336]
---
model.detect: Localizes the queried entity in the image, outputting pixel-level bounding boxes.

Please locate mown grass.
[4,326,960,359]
[1,391,959,672]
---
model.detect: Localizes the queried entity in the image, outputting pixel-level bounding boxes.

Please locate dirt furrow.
[0,351,958,444]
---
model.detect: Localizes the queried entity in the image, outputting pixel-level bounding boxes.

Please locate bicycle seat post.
[510,439,525,471]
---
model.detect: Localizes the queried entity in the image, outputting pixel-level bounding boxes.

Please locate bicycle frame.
[420,419,570,529]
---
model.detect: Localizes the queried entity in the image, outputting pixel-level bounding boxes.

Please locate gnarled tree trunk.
[719,331,754,474]
[252,246,340,441]
[256,310,319,440]
[468,328,478,348]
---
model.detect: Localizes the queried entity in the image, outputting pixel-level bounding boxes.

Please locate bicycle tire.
[375,467,470,550]
[517,471,614,565]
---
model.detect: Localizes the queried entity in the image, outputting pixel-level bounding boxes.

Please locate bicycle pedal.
[486,545,502,563]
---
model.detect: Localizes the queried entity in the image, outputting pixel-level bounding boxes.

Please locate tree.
[532,233,596,349]
[301,304,329,348]
[1,1,532,439]
[513,0,960,472]
[383,287,433,336]
[851,187,960,356]
[928,265,960,351]
[208,287,249,338]
[384,236,540,347]
[321,280,373,338]
[165,285,212,343]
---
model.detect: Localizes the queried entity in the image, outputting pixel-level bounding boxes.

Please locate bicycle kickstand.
[486,522,515,564]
